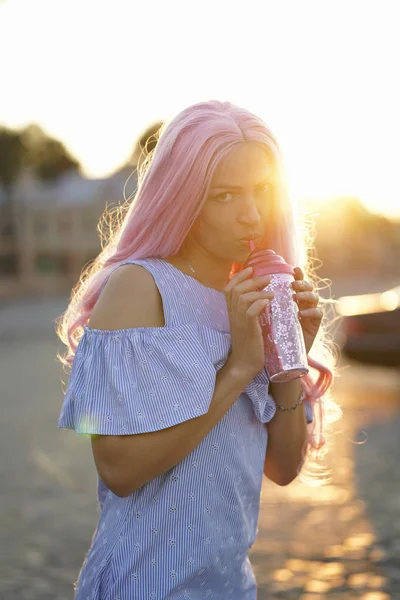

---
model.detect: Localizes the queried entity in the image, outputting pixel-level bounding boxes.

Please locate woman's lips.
[239,238,259,248]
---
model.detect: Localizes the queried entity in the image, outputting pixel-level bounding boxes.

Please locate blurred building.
[1,170,399,300]
[0,167,137,298]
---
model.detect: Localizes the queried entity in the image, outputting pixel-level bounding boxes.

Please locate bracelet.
[276,390,305,413]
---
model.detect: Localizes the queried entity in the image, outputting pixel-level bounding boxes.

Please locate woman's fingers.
[292,279,314,292]
[224,267,253,294]
[225,270,272,320]
[293,291,319,306]
[239,290,274,304]
[232,274,271,298]
[234,288,274,324]
[224,269,271,296]
[298,307,324,318]
[246,298,272,319]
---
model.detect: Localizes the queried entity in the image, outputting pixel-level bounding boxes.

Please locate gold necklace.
[178,253,226,292]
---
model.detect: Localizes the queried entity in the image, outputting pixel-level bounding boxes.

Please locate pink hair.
[56,100,342,484]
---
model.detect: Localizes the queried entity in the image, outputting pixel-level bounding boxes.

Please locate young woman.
[57,100,341,599]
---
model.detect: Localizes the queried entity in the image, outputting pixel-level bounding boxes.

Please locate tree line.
[0,120,164,237]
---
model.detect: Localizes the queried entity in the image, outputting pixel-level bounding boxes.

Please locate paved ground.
[0,294,399,599]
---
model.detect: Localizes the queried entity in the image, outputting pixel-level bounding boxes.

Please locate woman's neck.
[165,251,232,292]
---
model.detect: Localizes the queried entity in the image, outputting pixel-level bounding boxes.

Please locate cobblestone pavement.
[252,366,400,599]
[0,295,399,599]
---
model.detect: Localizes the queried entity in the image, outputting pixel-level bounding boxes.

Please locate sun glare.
[1,0,399,220]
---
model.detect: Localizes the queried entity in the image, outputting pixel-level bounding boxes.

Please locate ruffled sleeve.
[244,368,314,425]
[58,324,231,435]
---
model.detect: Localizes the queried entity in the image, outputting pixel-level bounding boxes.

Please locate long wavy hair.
[56,100,342,485]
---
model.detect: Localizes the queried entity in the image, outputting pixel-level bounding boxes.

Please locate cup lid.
[244,248,294,276]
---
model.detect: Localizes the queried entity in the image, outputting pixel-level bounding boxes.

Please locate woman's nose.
[239,197,262,225]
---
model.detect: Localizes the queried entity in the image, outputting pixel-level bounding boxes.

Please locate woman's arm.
[263,378,308,485]
[89,264,250,497]
[92,357,249,497]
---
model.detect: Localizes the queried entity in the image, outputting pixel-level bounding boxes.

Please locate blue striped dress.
[58,257,313,599]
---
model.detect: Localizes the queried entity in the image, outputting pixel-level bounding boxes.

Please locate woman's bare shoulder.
[88,264,165,330]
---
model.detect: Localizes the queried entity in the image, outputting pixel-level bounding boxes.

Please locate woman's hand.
[224,267,274,382]
[292,267,324,354]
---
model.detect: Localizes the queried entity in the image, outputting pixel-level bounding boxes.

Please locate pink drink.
[244,243,309,382]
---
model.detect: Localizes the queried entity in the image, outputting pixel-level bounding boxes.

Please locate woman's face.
[192,142,274,263]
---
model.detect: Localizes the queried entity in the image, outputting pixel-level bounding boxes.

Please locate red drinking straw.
[248,240,256,252]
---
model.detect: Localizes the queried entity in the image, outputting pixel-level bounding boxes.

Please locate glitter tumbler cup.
[244,244,309,382]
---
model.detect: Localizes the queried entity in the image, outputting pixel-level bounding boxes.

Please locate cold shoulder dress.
[58,257,313,600]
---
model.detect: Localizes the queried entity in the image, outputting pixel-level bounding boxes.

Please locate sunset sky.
[1,0,399,220]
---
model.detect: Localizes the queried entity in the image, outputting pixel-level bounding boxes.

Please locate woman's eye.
[214,185,269,203]
[215,192,234,202]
